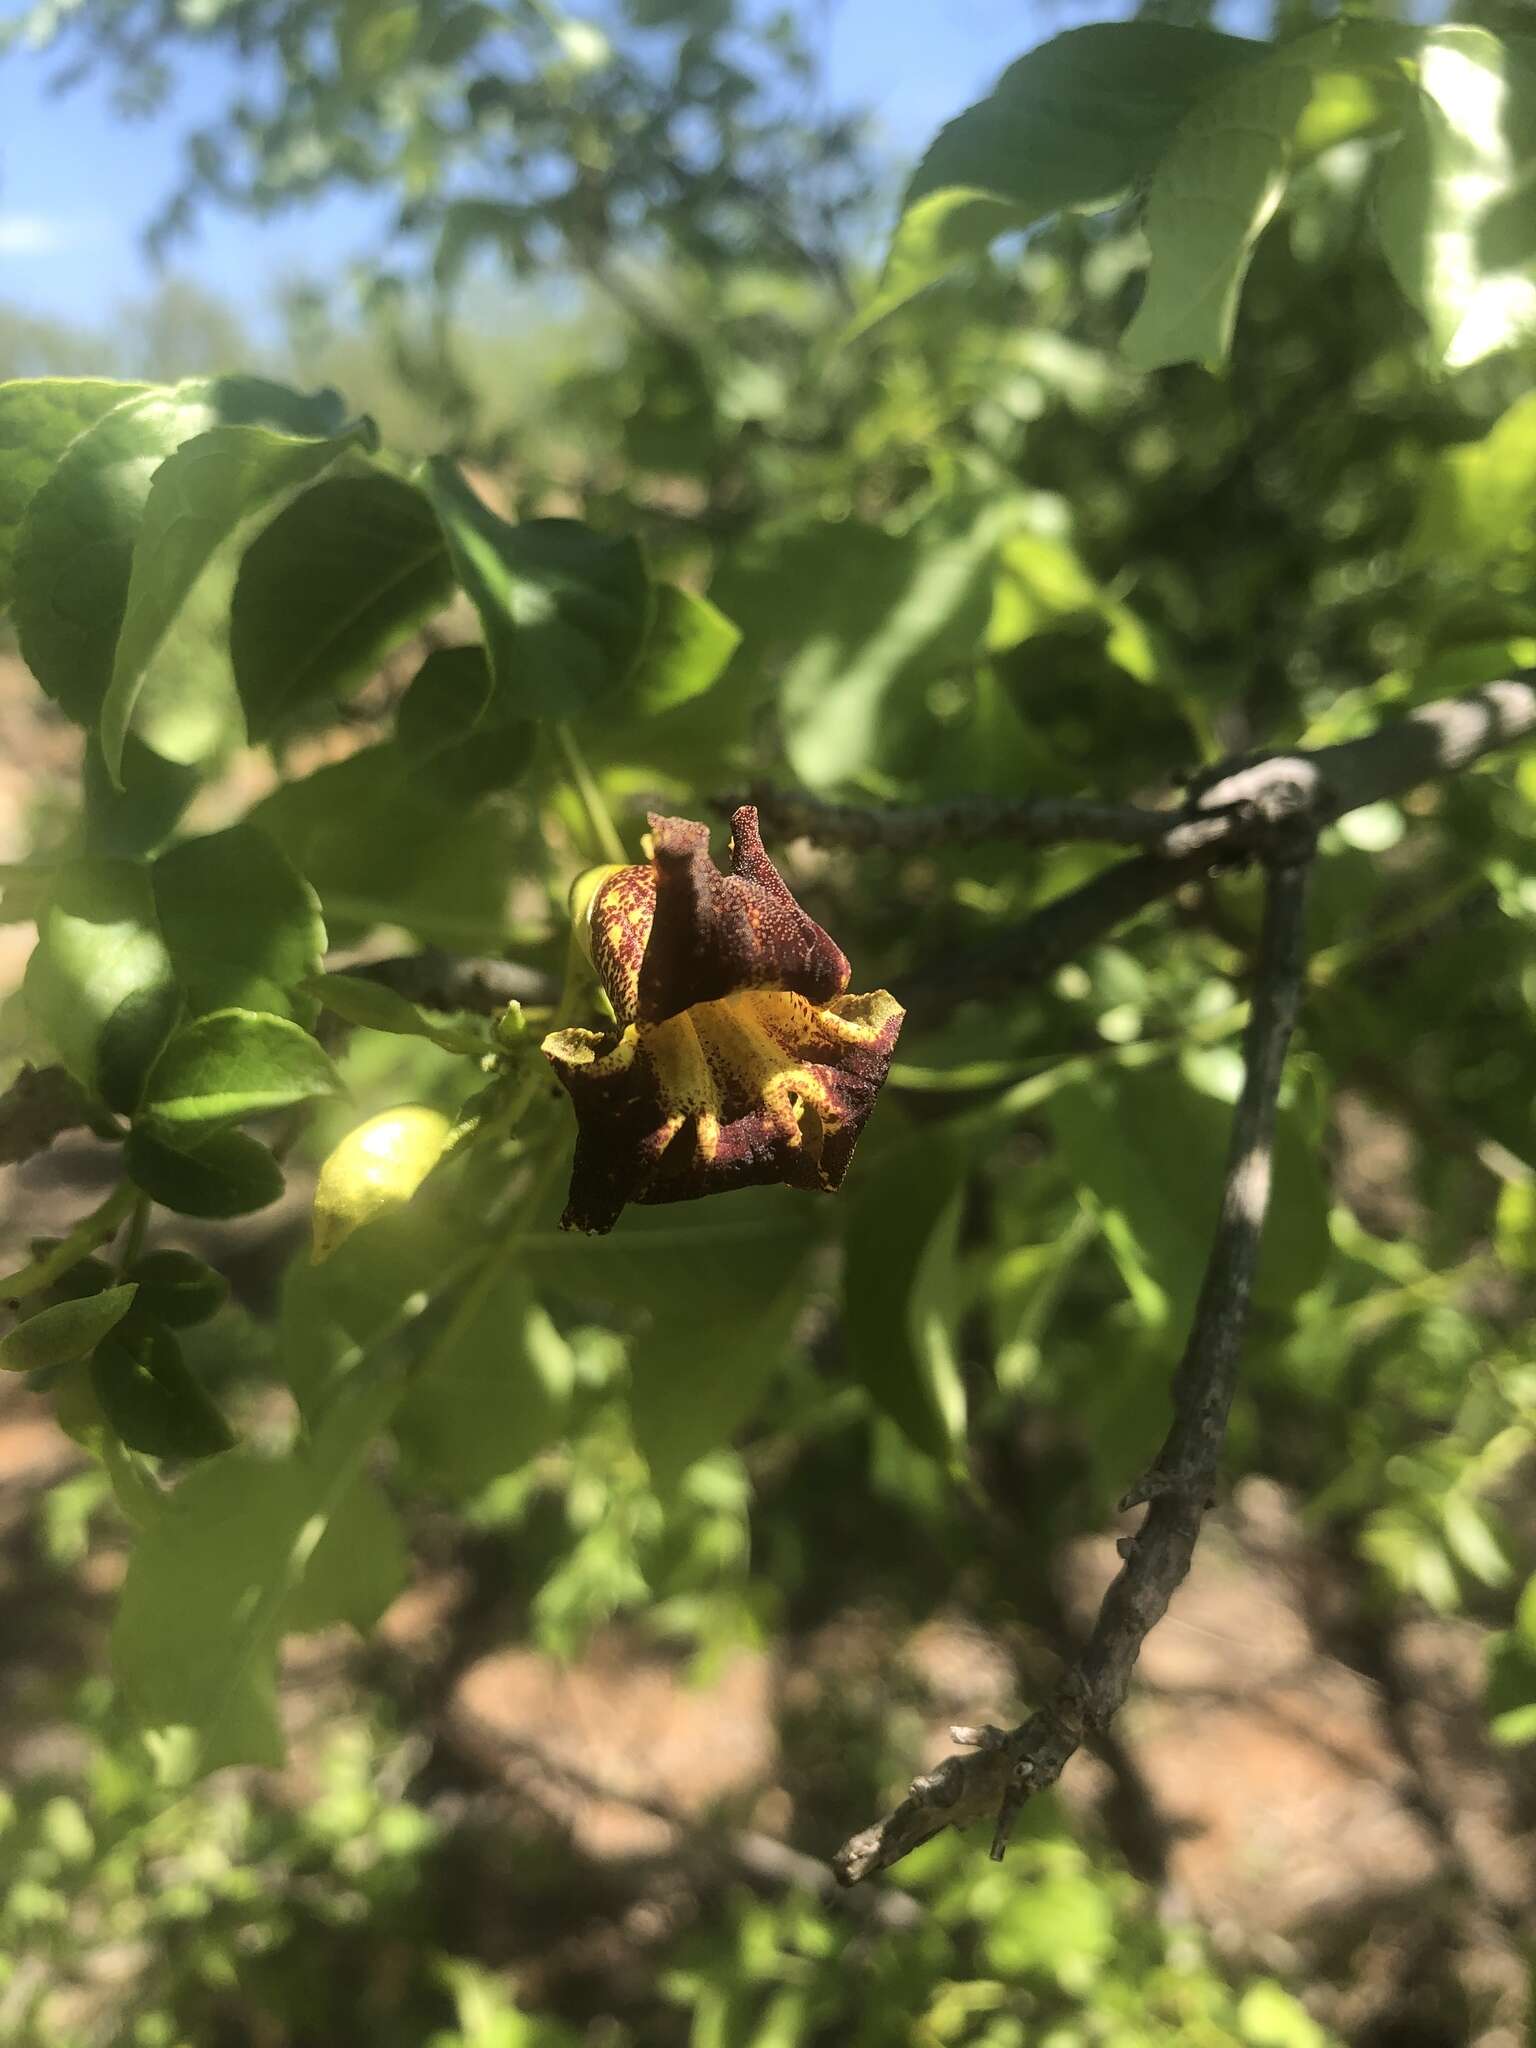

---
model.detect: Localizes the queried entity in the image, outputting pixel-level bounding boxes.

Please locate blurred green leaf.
[153,824,326,1025]
[423,458,651,721]
[231,472,455,741]
[393,644,536,797]
[1375,27,1536,367]
[1409,389,1536,574]
[91,1316,235,1460]
[1122,48,1314,370]
[100,419,372,783]
[123,1250,230,1328]
[123,1126,285,1218]
[0,1286,139,1374]
[853,23,1261,334]
[302,971,489,1056]
[140,1008,343,1137]
[0,377,149,614]
[23,858,180,1115]
[625,582,741,716]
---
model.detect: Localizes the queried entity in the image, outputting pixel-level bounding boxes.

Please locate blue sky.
[0,0,1146,329]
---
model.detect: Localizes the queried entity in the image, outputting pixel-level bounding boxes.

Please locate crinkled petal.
[586,805,850,1028]
[542,987,905,1233]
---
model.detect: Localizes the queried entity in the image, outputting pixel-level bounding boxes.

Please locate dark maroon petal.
[634,806,850,1025]
[542,988,904,1234]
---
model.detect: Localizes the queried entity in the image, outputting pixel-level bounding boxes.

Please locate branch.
[744,675,1536,861]
[833,847,1314,1885]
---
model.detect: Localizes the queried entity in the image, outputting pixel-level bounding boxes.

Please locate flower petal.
[542,986,905,1233]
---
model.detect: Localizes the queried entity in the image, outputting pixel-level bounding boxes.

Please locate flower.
[541,806,905,1233]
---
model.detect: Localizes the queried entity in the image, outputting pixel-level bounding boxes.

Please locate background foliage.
[2,0,1536,2041]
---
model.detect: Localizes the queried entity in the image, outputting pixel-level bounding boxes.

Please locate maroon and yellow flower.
[541,806,905,1234]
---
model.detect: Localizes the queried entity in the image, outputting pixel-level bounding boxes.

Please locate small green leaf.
[91,1317,235,1459]
[140,1009,344,1136]
[0,377,150,614]
[100,420,371,784]
[22,859,180,1114]
[852,22,1261,334]
[423,458,651,721]
[231,472,454,741]
[625,582,741,715]
[302,971,488,1055]
[842,1129,967,1461]
[124,1126,285,1219]
[153,824,326,1024]
[123,1250,230,1329]
[0,1287,139,1374]
[1376,27,1536,367]
[1122,49,1314,371]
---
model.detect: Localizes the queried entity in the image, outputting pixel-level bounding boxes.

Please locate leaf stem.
[0,1183,138,1305]
[556,720,628,866]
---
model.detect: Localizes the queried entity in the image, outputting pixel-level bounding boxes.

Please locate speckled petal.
[542,986,905,1234]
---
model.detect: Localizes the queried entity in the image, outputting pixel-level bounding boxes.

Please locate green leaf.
[842,1128,967,1461]
[0,378,150,615]
[723,501,1022,789]
[1046,1068,1329,1331]
[282,1472,409,1633]
[423,458,651,721]
[231,472,454,741]
[100,420,371,784]
[339,0,419,80]
[1409,389,1536,575]
[250,741,520,950]
[153,824,326,1024]
[301,971,489,1056]
[625,582,741,716]
[91,1316,235,1460]
[23,859,180,1114]
[853,22,1261,334]
[392,644,535,798]
[1376,27,1536,368]
[123,1250,229,1328]
[82,731,201,860]
[395,1273,574,1498]
[123,1126,285,1219]
[112,1375,407,1771]
[1122,48,1315,371]
[12,383,223,724]
[139,1008,344,1137]
[0,1287,139,1374]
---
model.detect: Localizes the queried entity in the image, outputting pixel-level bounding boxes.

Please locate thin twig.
[833,847,1314,1885]
[743,675,1536,861]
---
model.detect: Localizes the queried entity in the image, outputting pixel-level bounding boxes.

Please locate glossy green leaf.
[112,1374,406,1770]
[153,823,326,1024]
[842,1129,967,1461]
[123,1250,230,1328]
[0,1286,139,1374]
[123,1126,285,1219]
[22,858,180,1114]
[12,383,221,724]
[853,23,1261,334]
[423,457,651,721]
[1046,1068,1329,1331]
[0,377,150,614]
[302,971,489,1055]
[100,419,371,784]
[92,1316,235,1460]
[625,582,741,715]
[231,472,454,741]
[1122,48,1314,371]
[139,1008,344,1136]
[1376,27,1536,368]
[392,643,535,797]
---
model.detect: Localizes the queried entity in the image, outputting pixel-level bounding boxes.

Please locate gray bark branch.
[833,851,1313,1885]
